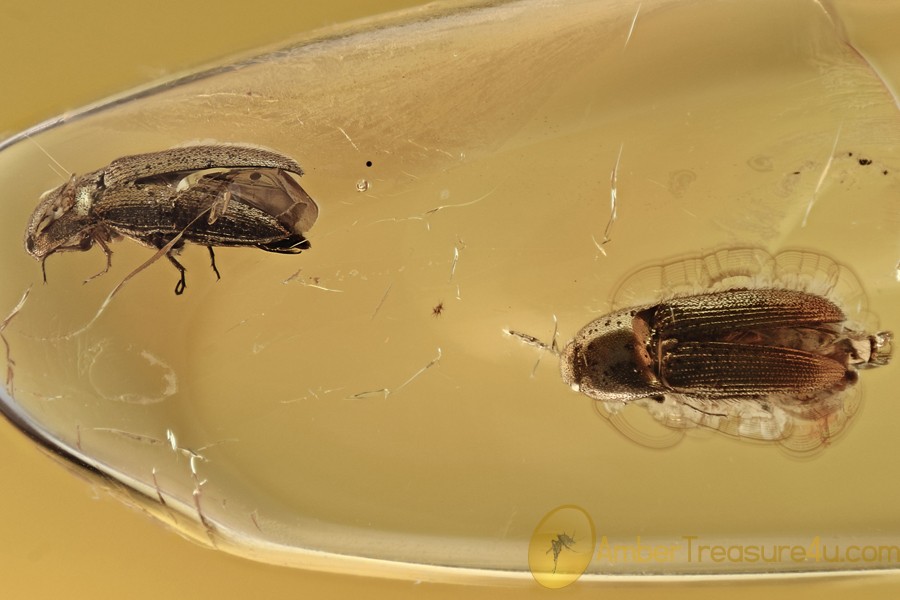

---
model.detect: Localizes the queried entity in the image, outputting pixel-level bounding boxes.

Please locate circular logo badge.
[528,505,596,588]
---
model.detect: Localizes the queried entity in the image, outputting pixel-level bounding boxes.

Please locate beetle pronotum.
[24,144,319,294]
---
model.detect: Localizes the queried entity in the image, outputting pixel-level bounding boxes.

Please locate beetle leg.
[83,236,114,284]
[166,252,188,295]
[207,246,221,281]
[40,236,97,284]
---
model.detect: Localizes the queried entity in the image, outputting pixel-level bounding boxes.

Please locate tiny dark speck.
[792,171,801,175]
[883,170,889,175]
[858,158,872,166]
[250,172,262,180]
[365,160,373,167]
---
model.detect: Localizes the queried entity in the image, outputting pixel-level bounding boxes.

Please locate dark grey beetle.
[24,145,319,294]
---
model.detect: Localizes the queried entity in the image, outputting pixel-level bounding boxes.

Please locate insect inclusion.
[23,144,319,294]
[508,249,894,451]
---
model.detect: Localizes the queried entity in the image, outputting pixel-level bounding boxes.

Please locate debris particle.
[371,282,393,320]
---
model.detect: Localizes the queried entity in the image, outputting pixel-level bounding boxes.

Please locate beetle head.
[560,307,661,402]
[24,176,96,261]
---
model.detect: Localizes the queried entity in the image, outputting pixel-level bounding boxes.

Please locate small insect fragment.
[432,301,444,317]
[546,532,576,574]
[24,144,320,294]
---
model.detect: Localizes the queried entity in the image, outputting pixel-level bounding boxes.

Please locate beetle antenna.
[505,314,561,357]
[25,134,71,182]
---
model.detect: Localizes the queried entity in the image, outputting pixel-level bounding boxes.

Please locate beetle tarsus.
[207,246,221,281]
[166,253,187,295]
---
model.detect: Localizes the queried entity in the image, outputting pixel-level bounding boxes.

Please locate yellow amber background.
[1,1,899,598]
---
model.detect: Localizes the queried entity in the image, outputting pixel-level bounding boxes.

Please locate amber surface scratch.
[93,427,167,445]
[424,184,499,216]
[152,467,180,524]
[449,246,461,281]
[623,3,641,50]
[801,123,842,228]
[596,144,623,256]
[1,285,31,392]
[348,348,442,399]
[347,388,390,399]
[394,347,443,394]
[337,126,360,152]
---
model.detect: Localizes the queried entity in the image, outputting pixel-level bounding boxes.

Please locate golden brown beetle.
[561,288,891,405]
[508,248,893,450]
